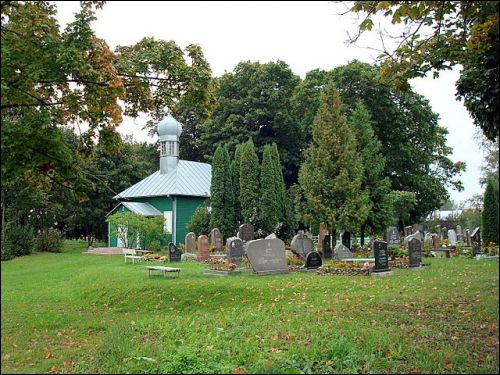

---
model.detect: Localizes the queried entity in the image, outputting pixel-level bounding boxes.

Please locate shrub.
[387,244,407,259]
[35,229,64,253]
[148,240,161,252]
[1,222,35,260]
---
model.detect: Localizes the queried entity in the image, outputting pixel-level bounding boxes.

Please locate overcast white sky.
[55,1,485,205]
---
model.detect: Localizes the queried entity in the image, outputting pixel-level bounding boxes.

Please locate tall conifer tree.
[210,145,234,238]
[350,102,392,242]
[482,178,499,246]
[271,143,286,223]
[260,145,278,233]
[239,139,260,224]
[298,86,369,233]
[231,143,243,224]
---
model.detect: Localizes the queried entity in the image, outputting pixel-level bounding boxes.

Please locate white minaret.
[157,114,182,174]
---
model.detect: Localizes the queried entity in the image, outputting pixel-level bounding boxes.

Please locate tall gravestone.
[436,224,441,239]
[465,229,471,246]
[197,235,210,261]
[373,240,390,273]
[471,227,481,255]
[210,228,223,252]
[386,227,400,245]
[185,232,196,254]
[340,230,351,249]
[168,242,181,262]
[323,235,332,259]
[226,237,243,265]
[305,252,323,269]
[238,224,254,243]
[246,238,288,275]
[333,244,353,261]
[448,229,457,248]
[408,237,422,267]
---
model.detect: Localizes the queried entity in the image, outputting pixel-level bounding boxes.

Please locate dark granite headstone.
[185,232,196,254]
[210,228,223,252]
[305,252,323,269]
[246,238,288,275]
[471,227,481,255]
[197,235,210,261]
[323,235,332,259]
[238,224,254,242]
[441,227,448,240]
[226,237,243,265]
[408,238,422,267]
[386,227,400,245]
[340,230,351,249]
[168,242,181,262]
[373,240,390,273]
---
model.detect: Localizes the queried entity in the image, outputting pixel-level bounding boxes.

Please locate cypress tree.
[231,143,243,224]
[298,86,369,233]
[270,143,286,223]
[350,102,392,243]
[239,139,260,224]
[260,145,278,233]
[210,145,235,239]
[482,178,499,245]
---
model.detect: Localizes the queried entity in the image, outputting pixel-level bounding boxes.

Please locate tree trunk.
[360,225,365,246]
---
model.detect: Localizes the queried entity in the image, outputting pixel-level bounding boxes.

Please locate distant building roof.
[106,202,163,217]
[114,160,211,199]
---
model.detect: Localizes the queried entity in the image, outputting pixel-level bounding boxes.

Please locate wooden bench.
[146,266,181,278]
[122,248,145,264]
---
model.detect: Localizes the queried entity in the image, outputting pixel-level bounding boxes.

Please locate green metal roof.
[106,202,163,217]
[114,160,211,200]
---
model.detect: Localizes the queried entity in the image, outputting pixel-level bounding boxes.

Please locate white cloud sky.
[55,1,485,204]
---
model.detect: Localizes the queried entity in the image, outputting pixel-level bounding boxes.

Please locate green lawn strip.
[2,243,498,374]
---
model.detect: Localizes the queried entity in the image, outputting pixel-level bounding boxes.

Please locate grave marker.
[226,237,243,265]
[386,227,400,245]
[168,242,181,262]
[238,224,254,242]
[408,238,422,267]
[246,238,288,275]
[185,232,196,254]
[373,240,390,273]
[333,244,353,261]
[305,252,323,269]
[197,235,210,261]
[210,228,223,252]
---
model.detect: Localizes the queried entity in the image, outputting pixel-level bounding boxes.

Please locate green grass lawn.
[1,241,498,374]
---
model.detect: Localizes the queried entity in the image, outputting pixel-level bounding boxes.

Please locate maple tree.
[1,1,214,187]
[345,1,499,141]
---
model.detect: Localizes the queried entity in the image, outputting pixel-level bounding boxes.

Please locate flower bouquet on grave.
[228,263,237,272]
